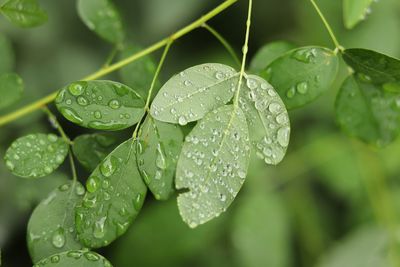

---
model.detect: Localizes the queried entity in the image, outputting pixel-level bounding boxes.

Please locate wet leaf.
[4,133,68,178]
[75,139,147,248]
[335,74,400,147]
[239,75,290,165]
[176,105,251,228]
[261,46,339,109]
[27,181,85,263]
[0,33,15,74]
[137,116,183,200]
[33,250,113,267]
[343,0,374,29]
[150,63,238,125]
[0,72,24,109]
[55,80,145,131]
[0,0,47,28]
[77,0,124,44]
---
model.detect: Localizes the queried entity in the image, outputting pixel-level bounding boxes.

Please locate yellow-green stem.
[41,106,71,144]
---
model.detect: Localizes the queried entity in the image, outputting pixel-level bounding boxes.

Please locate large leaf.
[150,63,238,125]
[0,0,47,28]
[33,250,113,267]
[55,80,145,131]
[239,74,290,165]
[27,181,85,263]
[343,0,374,29]
[75,139,147,248]
[249,41,296,73]
[77,0,124,44]
[72,133,121,172]
[343,48,400,84]
[0,33,15,74]
[0,72,24,109]
[4,133,69,178]
[137,116,183,200]
[335,74,400,147]
[261,46,339,109]
[176,105,251,227]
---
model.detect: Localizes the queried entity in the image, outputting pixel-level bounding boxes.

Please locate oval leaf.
[176,105,251,228]
[55,80,145,131]
[239,75,290,165]
[0,33,15,74]
[335,74,400,147]
[0,0,47,28]
[33,250,113,267]
[150,63,238,125]
[77,0,124,44]
[0,72,24,109]
[75,139,147,248]
[72,133,121,172]
[261,46,339,109]
[4,133,68,178]
[343,48,400,84]
[27,181,85,263]
[137,117,184,200]
[343,0,374,29]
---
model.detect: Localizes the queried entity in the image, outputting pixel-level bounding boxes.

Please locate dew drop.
[68,82,85,96]
[77,96,88,106]
[296,82,308,94]
[108,99,121,109]
[100,156,118,177]
[51,228,66,248]
[93,217,106,239]
[286,87,296,99]
[156,144,167,170]
[178,115,188,126]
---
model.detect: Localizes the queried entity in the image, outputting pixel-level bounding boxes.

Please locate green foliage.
[55,80,145,130]
[0,73,24,109]
[0,33,15,74]
[33,250,113,267]
[0,0,47,28]
[343,0,374,29]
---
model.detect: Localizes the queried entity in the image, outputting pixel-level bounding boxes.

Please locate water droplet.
[276,113,289,124]
[215,71,225,80]
[156,144,167,170]
[76,184,85,195]
[268,102,281,114]
[77,96,88,106]
[246,78,257,89]
[100,156,118,177]
[60,108,83,124]
[286,87,296,98]
[85,252,100,261]
[178,115,188,125]
[277,126,290,147]
[52,228,66,248]
[296,82,308,94]
[67,251,82,259]
[108,99,121,109]
[50,255,60,263]
[87,176,100,193]
[68,82,85,96]
[93,217,106,239]
[94,110,102,119]
[184,80,192,86]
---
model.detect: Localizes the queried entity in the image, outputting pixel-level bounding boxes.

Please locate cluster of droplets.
[33,250,111,267]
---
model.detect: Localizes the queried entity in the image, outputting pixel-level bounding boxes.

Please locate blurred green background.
[1,0,400,266]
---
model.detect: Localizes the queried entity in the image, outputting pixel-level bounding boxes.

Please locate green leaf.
[150,63,238,125]
[77,0,124,44]
[343,0,374,29]
[335,74,400,147]
[0,33,15,74]
[137,116,184,200]
[0,72,24,109]
[119,44,158,100]
[239,75,290,165]
[4,133,68,178]
[27,181,85,263]
[343,48,400,84]
[261,46,339,109]
[0,0,47,28]
[72,133,121,172]
[75,139,147,248]
[55,80,145,131]
[176,105,251,228]
[33,250,113,267]
[249,41,296,73]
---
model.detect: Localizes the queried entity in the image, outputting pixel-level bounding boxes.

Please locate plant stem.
[69,152,78,182]
[41,106,71,144]
[0,0,238,127]
[309,0,343,51]
[202,23,241,67]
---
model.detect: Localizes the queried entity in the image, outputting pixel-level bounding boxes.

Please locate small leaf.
[137,116,184,200]
[176,105,251,228]
[343,0,374,29]
[0,33,15,74]
[75,139,147,248]
[239,75,290,165]
[4,133,68,178]
[249,41,296,73]
[119,44,158,99]
[33,250,113,267]
[261,46,339,109]
[150,63,238,125]
[343,48,400,84]
[27,181,85,263]
[77,0,125,44]
[0,0,48,28]
[72,133,121,172]
[335,74,400,147]
[55,80,145,131]
[0,72,24,109]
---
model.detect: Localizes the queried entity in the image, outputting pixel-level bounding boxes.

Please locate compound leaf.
[137,116,183,200]
[343,0,374,29]
[55,80,145,131]
[261,46,339,109]
[75,139,147,248]
[0,72,24,109]
[150,63,238,125]
[239,75,290,165]
[4,133,68,178]
[0,0,47,28]
[27,181,85,263]
[33,250,113,267]
[176,105,251,228]
[0,33,15,74]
